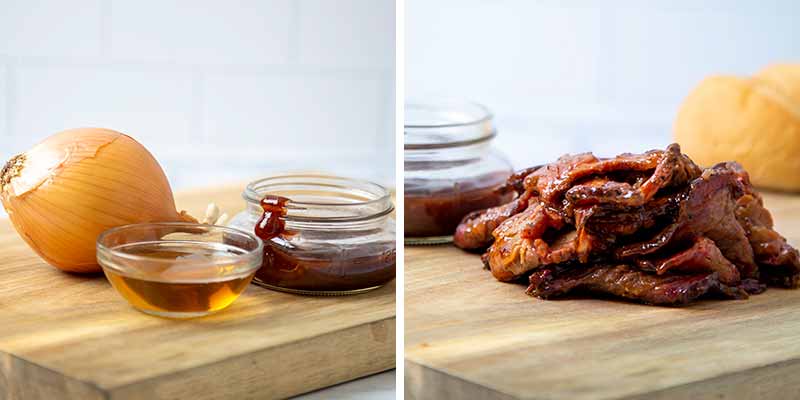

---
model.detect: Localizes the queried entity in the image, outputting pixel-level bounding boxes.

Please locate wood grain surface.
[405,191,800,400]
[0,184,396,400]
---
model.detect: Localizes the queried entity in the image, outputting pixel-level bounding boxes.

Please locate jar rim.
[243,174,394,222]
[404,99,496,149]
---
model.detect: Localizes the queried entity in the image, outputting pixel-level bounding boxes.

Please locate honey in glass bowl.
[97,223,263,318]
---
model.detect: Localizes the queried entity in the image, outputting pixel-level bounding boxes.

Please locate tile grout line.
[11,54,390,79]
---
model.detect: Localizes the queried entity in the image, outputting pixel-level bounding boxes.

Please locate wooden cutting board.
[0,184,395,400]
[405,191,800,400]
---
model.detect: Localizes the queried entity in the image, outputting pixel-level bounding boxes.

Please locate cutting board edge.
[406,353,800,400]
[618,356,800,400]
[405,358,519,400]
[1,350,106,400]
[102,316,397,399]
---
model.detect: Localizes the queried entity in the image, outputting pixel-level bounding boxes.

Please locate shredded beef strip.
[730,162,800,287]
[617,164,758,278]
[501,165,542,195]
[481,203,567,281]
[527,264,763,306]
[581,192,680,237]
[634,236,741,285]
[454,191,534,250]
[454,153,601,252]
[482,203,612,282]
[453,164,544,250]
[528,143,702,212]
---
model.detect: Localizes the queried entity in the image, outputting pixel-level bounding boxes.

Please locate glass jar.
[228,174,396,295]
[405,100,514,245]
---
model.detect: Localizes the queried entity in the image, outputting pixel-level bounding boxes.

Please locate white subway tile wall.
[406,0,800,169]
[109,0,292,65]
[202,73,385,155]
[0,0,104,57]
[0,0,395,190]
[15,66,194,149]
[298,0,396,68]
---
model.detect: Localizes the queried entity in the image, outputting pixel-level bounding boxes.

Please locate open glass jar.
[228,174,396,295]
[405,100,514,244]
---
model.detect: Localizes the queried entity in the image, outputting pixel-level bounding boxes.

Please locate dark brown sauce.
[405,172,513,237]
[252,195,395,292]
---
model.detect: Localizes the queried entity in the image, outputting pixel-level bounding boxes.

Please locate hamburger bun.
[674,71,800,192]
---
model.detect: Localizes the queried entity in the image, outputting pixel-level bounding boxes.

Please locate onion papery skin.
[1,128,189,273]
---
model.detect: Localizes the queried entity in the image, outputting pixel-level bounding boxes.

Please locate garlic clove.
[203,203,221,224]
[199,203,229,226]
[215,213,229,226]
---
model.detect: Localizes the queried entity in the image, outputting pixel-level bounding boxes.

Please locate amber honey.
[102,243,257,318]
[105,270,253,315]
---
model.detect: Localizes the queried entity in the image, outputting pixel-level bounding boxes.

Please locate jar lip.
[243,173,394,222]
[404,99,496,149]
[404,99,493,129]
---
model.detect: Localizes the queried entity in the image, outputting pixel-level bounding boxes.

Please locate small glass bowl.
[97,222,263,319]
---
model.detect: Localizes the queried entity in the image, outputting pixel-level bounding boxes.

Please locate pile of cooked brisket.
[454,144,800,305]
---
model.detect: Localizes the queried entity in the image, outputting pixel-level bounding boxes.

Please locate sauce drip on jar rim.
[255,195,290,240]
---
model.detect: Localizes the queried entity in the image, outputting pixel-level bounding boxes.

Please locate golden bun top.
[674,64,800,192]
[756,63,800,105]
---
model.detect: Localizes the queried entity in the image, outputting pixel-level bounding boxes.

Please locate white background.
[0,0,396,190]
[406,0,800,169]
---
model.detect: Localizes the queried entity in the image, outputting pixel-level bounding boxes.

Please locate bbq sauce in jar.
[404,171,513,238]
[230,176,396,295]
[405,100,513,244]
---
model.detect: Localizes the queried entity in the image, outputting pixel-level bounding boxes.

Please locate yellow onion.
[0,128,194,273]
